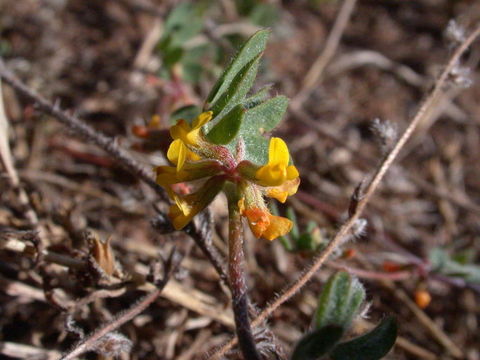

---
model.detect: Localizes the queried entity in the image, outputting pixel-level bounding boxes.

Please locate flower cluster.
[156,111,300,240]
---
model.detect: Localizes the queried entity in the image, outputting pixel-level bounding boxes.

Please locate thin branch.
[204,24,480,360]
[388,284,463,358]
[185,211,230,286]
[59,248,183,360]
[0,341,61,360]
[0,59,231,302]
[291,107,480,215]
[0,60,167,201]
[0,79,40,228]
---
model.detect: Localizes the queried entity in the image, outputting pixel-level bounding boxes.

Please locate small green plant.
[429,247,480,283]
[291,272,397,360]
[274,205,326,253]
[156,2,209,83]
[154,29,298,360]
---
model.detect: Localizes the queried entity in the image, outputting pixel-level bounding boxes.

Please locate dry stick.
[0,61,167,202]
[0,60,230,291]
[292,0,357,108]
[206,25,480,360]
[0,341,61,360]
[184,212,230,286]
[0,60,286,358]
[59,249,183,360]
[290,0,477,217]
[0,79,40,228]
[292,107,480,215]
[390,285,463,358]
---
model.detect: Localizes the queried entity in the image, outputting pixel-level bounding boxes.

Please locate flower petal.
[243,207,270,238]
[167,139,188,171]
[269,137,289,166]
[169,204,194,230]
[266,178,300,203]
[167,176,225,230]
[262,215,293,241]
[255,163,287,187]
[286,165,299,180]
[170,119,190,140]
[255,137,299,187]
[155,166,179,187]
[192,111,213,129]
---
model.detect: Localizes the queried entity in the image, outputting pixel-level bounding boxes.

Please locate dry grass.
[1,1,479,359]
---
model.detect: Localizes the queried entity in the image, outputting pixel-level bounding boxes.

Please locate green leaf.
[331,317,398,360]
[206,105,245,145]
[286,207,299,239]
[164,3,192,31]
[242,134,269,165]
[231,96,289,166]
[429,248,480,283]
[163,3,205,47]
[206,30,270,106]
[291,325,344,360]
[297,234,317,252]
[244,95,289,133]
[183,62,203,83]
[209,54,261,118]
[157,2,206,72]
[243,85,272,109]
[315,272,366,330]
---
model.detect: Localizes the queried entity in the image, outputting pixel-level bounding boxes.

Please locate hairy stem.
[205,22,480,360]
[227,190,261,360]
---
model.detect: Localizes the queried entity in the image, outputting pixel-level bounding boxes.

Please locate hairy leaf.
[429,248,480,283]
[291,325,344,360]
[209,54,261,118]
[331,317,397,360]
[315,272,366,330]
[244,95,289,133]
[206,105,245,145]
[243,85,272,109]
[206,30,269,106]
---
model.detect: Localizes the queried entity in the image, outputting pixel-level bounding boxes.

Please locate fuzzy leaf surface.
[331,316,397,360]
[209,54,261,119]
[206,105,245,145]
[315,272,366,330]
[291,325,344,360]
[243,95,289,133]
[206,30,269,106]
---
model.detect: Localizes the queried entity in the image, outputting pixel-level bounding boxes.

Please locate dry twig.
[0,59,232,313]
[59,248,183,360]
[204,23,480,360]
[0,79,40,228]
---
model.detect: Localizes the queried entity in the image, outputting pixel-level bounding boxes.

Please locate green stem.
[227,187,261,360]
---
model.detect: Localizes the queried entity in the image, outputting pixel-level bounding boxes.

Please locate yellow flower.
[242,206,293,241]
[167,111,213,171]
[266,177,300,203]
[168,194,199,230]
[238,191,293,241]
[155,160,222,187]
[255,137,299,187]
[168,176,225,230]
